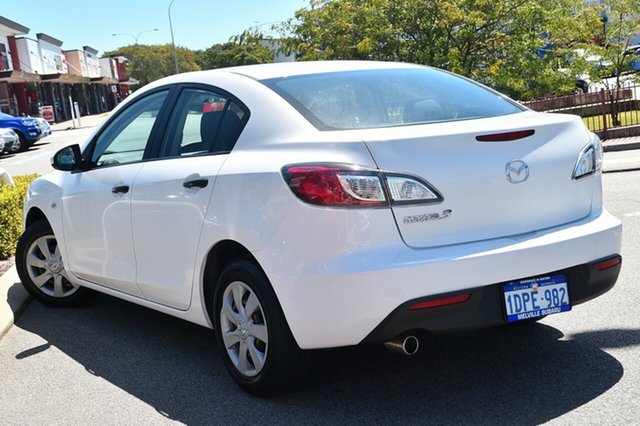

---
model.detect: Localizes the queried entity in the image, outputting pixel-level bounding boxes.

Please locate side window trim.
[81,86,178,171]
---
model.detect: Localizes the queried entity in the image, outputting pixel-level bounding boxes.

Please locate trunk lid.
[361,111,595,248]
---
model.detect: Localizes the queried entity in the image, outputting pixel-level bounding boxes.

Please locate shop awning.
[40,73,91,84]
[90,76,120,85]
[119,77,140,86]
[0,70,41,83]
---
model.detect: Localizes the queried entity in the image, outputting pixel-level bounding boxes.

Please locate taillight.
[386,175,441,204]
[282,164,443,207]
[283,165,386,206]
[573,134,603,180]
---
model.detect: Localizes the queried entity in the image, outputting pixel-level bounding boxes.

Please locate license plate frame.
[503,274,571,322]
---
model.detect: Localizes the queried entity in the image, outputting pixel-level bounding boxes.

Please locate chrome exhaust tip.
[384,335,420,356]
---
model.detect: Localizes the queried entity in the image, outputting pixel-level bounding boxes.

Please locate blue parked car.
[0,112,43,153]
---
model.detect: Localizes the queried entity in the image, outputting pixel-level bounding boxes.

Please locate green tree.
[195,31,274,70]
[103,44,200,86]
[281,0,600,100]
[578,0,640,125]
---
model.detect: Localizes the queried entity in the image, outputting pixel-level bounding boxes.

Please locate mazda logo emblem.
[505,160,529,184]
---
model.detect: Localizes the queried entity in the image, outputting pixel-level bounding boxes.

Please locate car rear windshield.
[262,67,524,130]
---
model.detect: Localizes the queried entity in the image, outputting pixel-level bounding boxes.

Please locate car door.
[61,89,172,296]
[131,85,248,309]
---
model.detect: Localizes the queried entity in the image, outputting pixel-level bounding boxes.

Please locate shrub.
[0,175,38,260]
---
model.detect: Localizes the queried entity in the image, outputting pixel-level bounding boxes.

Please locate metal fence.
[522,82,640,140]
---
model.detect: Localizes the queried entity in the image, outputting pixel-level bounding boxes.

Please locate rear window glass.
[262,68,523,130]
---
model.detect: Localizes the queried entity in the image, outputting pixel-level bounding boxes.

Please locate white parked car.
[0,128,19,154]
[16,61,622,396]
[36,117,51,137]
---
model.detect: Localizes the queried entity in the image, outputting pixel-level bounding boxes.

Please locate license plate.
[503,274,571,322]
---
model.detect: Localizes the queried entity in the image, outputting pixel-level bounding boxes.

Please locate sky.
[2,0,308,55]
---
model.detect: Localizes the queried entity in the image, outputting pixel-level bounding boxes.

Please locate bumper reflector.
[596,257,621,271]
[408,293,471,311]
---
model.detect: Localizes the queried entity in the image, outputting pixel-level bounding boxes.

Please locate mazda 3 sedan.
[16,61,622,396]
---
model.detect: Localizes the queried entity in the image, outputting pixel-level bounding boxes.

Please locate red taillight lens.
[408,293,471,311]
[283,165,387,206]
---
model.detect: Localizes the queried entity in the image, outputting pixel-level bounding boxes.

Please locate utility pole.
[168,0,180,74]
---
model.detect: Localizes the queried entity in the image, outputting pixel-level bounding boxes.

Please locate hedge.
[0,175,38,260]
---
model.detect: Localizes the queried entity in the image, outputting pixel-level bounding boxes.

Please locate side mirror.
[52,144,82,172]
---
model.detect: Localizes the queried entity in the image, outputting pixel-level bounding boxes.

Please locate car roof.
[141,60,429,95]
[222,60,424,81]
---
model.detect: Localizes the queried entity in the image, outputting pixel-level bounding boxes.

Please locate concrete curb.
[603,141,640,152]
[0,265,31,339]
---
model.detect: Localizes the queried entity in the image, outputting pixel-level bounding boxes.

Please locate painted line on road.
[623,212,640,217]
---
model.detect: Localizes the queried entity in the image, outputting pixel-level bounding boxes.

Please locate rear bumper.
[258,208,622,349]
[361,255,621,344]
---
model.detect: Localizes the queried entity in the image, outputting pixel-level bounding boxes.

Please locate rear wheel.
[16,220,92,307]
[213,259,310,396]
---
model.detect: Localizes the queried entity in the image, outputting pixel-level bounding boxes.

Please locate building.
[0,16,35,116]
[260,40,296,63]
[1,15,134,121]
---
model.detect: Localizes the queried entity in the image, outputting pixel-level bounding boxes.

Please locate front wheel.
[7,134,25,153]
[213,259,310,396]
[16,220,92,307]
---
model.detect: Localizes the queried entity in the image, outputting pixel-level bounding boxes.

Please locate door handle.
[112,185,130,194]
[183,178,209,189]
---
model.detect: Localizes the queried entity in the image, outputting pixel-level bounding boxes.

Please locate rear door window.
[159,87,247,158]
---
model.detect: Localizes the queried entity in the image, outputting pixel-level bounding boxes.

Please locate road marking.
[623,212,640,217]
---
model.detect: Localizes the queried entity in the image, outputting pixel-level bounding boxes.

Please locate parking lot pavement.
[603,149,640,173]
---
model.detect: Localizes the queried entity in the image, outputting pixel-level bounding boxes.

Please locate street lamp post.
[168,0,180,74]
[112,28,159,44]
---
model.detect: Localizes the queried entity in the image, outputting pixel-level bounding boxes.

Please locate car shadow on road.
[13,293,637,425]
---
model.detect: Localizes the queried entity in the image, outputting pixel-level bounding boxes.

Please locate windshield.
[262,67,524,130]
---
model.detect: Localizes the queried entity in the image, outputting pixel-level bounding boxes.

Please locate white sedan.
[36,117,51,137]
[0,127,19,154]
[16,61,622,396]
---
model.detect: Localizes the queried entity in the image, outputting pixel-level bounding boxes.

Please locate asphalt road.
[0,166,639,423]
[604,149,640,173]
[0,127,96,177]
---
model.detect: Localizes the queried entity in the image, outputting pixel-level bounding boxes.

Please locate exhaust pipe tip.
[384,335,420,356]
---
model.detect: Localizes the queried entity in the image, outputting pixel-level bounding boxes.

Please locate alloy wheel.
[219,280,269,377]
[25,235,79,298]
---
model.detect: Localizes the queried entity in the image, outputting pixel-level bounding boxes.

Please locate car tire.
[213,259,310,396]
[16,220,92,307]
